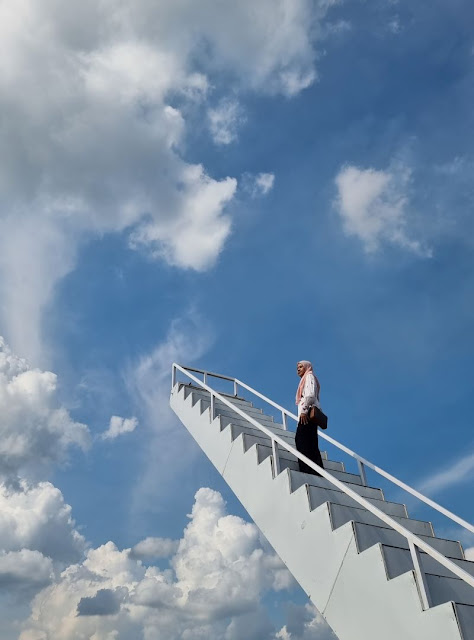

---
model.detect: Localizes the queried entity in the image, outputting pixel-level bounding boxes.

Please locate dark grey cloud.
[77,588,127,616]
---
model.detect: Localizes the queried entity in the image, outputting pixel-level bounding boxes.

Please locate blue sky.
[0,0,473,637]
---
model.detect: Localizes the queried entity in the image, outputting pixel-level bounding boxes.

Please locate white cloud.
[276,603,337,640]
[0,0,333,362]
[0,549,53,589]
[101,416,138,441]
[131,537,179,559]
[334,164,431,256]
[127,311,213,512]
[129,164,237,272]
[208,99,246,145]
[0,479,86,565]
[0,337,90,480]
[20,487,291,639]
[418,451,474,496]
[242,172,276,198]
[255,173,275,196]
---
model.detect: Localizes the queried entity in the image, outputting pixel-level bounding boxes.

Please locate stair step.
[217,403,266,419]
[289,469,384,500]
[329,503,434,537]
[182,384,250,405]
[221,414,288,434]
[226,421,295,443]
[381,544,474,580]
[187,390,260,415]
[274,454,363,485]
[353,521,465,559]
[226,422,328,457]
[219,411,283,430]
[307,485,407,518]
[241,434,344,471]
[454,604,474,640]
[189,388,265,415]
[426,573,474,607]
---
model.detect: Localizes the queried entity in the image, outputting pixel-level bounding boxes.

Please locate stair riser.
[426,574,474,607]
[329,503,433,537]
[273,455,363,486]
[183,386,252,409]
[241,434,344,471]
[290,470,383,500]
[308,486,407,518]
[190,391,266,418]
[223,419,292,442]
[353,522,464,559]
[382,545,474,581]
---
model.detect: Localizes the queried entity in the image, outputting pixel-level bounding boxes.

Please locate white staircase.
[170,365,474,640]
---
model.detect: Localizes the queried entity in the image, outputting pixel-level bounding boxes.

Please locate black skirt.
[295,420,323,476]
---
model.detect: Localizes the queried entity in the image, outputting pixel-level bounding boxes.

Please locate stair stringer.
[170,385,464,640]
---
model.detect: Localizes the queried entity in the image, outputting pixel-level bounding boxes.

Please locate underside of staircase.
[170,380,474,640]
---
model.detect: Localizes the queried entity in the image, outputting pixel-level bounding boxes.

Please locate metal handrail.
[174,364,473,535]
[234,379,474,534]
[172,363,474,611]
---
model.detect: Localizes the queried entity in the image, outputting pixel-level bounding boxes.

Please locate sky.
[0,0,473,638]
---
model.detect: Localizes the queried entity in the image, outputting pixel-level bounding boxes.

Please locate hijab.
[295,360,320,404]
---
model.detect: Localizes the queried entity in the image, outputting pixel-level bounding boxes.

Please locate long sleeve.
[298,373,321,417]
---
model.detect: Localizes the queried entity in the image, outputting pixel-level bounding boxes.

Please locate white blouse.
[297,372,321,418]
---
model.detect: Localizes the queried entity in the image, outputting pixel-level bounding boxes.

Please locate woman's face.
[296,362,306,378]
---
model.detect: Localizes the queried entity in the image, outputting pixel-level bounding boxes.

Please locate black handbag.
[308,405,328,430]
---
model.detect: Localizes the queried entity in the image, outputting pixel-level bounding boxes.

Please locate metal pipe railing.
[232,376,474,534]
[172,364,474,611]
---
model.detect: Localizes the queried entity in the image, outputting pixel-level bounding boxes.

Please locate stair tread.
[426,573,474,607]
[306,484,407,517]
[328,502,434,536]
[353,521,465,559]
[381,543,474,578]
[290,469,384,500]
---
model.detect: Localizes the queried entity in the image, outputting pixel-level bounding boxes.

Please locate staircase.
[170,365,474,640]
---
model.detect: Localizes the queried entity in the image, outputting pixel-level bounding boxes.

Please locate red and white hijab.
[295,360,320,405]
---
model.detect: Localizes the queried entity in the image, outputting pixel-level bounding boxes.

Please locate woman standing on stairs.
[295,360,324,476]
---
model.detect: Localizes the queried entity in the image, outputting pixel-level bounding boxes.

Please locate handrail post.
[210,393,215,423]
[282,411,288,431]
[358,460,368,487]
[203,372,208,385]
[172,365,177,389]
[234,380,238,396]
[409,541,432,610]
[272,439,281,478]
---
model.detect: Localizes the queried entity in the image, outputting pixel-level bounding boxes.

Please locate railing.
[172,363,474,611]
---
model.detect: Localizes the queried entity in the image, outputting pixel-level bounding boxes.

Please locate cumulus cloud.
[77,588,128,616]
[276,603,337,640]
[208,99,246,145]
[0,337,90,480]
[131,537,179,559]
[0,549,53,589]
[101,416,138,441]
[0,479,86,565]
[20,488,292,639]
[334,164,431,256]
[0,0,333,362]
